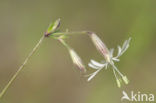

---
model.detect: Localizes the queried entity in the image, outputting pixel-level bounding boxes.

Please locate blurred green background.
[0,0,156,103]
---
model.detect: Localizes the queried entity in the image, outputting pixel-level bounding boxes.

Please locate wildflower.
[59,38,86,72]
[88,32,110,62]
[87,32,131,87]
[69,49,86,72]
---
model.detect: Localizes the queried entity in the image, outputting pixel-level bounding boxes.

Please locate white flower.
[87,34,131,88]
[88,32,110,62]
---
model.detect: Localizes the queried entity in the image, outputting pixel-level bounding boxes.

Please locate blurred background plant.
[0,0,156,103]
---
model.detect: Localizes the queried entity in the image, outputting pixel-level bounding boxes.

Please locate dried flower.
[69,49,86,72]
[87,32,131,87]
[59,38,86,72]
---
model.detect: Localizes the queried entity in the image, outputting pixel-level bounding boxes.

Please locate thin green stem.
[0,35,45,99]
[53,31,88,36]
[58,38,71,49]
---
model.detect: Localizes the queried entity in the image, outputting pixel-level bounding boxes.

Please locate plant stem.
[58,38,70,49]
[53,31,88,36]
[0,35,45,99]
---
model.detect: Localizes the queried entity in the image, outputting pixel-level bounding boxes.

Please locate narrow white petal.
[109,48,114,57]
[120,37,131,55]
[112,58,120,62]
[91,60,105,67]
[117,46,121,56]
[87,69,101,81]
[115,37,131,58]
[122,40,128,49]
[88,63,99,69]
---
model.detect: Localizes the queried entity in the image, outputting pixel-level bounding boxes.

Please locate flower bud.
[69,49,86,72]
[88,32,110,62]
[45,18,61,37]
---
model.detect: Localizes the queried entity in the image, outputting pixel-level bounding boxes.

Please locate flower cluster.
[45,19,86,72]
[87,32,131,87]
[47,19,131,87]
[0,19,132,100]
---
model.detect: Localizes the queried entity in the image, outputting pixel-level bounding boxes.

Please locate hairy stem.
[0,35,45,99]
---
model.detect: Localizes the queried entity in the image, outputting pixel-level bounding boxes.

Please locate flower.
[69,49,86,72]
[58,38,86,72]
[88,32,110,62]
[87,32,131,87]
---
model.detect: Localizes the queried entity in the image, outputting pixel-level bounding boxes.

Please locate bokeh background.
[0,0,156,103]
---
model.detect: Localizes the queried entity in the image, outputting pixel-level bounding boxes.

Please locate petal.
[109,48,114,58]
[90,60,105,67]
[88,63,100,69]
[87,69,101,81]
